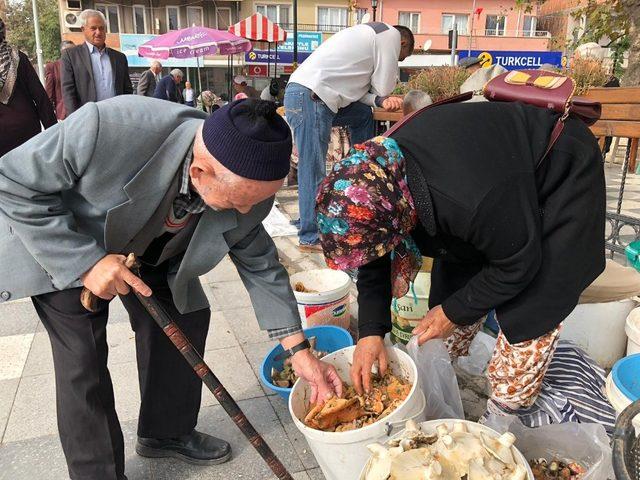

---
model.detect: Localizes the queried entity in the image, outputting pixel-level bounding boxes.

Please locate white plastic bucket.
[288,346,426,480]
[290,269,351,330]
[358,419,534,479]
[625,308,640,356]
[605,372,640,432]
[560,299,636,368]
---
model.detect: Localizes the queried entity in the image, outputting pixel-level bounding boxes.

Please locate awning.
[228,13,287,43]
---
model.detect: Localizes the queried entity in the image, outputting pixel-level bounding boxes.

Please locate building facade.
[55,0,557,92]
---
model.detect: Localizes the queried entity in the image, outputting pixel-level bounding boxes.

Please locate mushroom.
[480,432,516,465]
[390,449,452,480]
[364,443,403,480]
[503,464,528,480]
[468,458,500,480]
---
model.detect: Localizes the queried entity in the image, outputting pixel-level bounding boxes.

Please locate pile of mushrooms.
[363,420,529,480]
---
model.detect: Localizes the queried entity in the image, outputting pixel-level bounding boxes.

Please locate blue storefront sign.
[245,31,321,65]
[458,50,563,70]
[120,34,198,68]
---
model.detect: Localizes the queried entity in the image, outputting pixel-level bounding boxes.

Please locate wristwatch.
[375,96,388,108]
[274,338,311,362]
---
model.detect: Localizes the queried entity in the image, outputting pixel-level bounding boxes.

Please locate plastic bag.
[484,414,614,479]
[456,330,497,376]
[406,337,464,420]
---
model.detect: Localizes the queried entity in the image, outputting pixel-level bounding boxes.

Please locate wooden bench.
[583,87,640,256]
[584,87,640,172]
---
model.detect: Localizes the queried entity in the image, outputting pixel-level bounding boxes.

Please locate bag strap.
[537,112,567,170]
[382,92,473,137]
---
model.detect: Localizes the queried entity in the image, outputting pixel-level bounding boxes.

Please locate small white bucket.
[560,299,636,368]
[625,308,640,356]
[290,269,351,330]
[605,372,640,432]
[358,419,534,479]
[288,346,426,480]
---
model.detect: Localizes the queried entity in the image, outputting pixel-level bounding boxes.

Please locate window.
[318,7,347,32]
[216,7,232,30]
[133,5,147,34]
[186,6,203,27]
[398,12,420,33]
[485,15,506,36]
[522,15,537,37]
[66,0,82,9]
[441,14,468,35]
[356,8,368,24]
[256,5,290,25]
[95,4,119,33]
[166,6,180,31]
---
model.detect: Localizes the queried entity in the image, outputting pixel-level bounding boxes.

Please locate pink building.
[361,0,551,52]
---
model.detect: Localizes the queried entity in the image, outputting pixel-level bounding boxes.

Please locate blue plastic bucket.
[612,353,640,402]
[260,325,354,400]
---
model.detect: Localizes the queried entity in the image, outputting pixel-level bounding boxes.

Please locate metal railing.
[279,22,347,33]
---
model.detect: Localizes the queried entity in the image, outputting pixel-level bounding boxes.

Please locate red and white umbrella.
[228,13,287,43]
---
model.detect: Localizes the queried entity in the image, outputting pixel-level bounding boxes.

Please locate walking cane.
[80,254,293,480]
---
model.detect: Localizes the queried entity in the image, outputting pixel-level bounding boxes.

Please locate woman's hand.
[351,335,388,395]
[412,305,457,345]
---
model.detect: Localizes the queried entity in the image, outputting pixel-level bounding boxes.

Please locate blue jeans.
[284,83,374,244]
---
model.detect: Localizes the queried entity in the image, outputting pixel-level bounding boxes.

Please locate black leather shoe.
[136,430,232,466]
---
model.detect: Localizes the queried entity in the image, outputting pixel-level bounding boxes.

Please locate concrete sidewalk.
[0,189,328,480]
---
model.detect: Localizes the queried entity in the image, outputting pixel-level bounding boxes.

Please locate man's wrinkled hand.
[382,96,403,112]
[81,254,152,301]
[412,305,457,345]
[291,349,343,405]
[351,335,388,395]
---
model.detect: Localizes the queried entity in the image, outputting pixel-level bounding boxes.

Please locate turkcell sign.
[458,50,563,70]
[245,50,312,64]
[245,31,321,65]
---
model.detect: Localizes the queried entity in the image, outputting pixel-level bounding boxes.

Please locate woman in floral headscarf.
[316,100,605,416]
[0,18,56,157]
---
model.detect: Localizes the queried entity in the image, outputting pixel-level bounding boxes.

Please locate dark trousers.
[32,263,210,480]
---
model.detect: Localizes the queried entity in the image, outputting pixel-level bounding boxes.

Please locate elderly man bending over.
[154,68,184,103]
[0,97,342,480]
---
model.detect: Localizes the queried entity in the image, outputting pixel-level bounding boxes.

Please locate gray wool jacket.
[0,96,301,331]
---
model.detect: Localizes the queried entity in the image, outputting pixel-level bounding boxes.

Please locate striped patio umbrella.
[228,13,287,43]
[229,13,288,80]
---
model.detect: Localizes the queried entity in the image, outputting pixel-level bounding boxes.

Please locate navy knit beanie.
[202,99,292,181]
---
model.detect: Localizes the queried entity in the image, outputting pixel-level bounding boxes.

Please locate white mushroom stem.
[498,432,516,448]
[441,435,455,450]
[436,424,449,437]
[453,422,468,433]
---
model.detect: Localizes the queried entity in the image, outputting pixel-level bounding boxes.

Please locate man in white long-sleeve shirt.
[284,23,414,250]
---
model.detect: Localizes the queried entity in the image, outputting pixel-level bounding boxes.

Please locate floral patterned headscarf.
[316,136,422,299]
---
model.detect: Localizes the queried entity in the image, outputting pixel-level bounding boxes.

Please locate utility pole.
[32,0,45,81]
[450,23,458,66]
[293,0,298,65]
[468,0,477,56]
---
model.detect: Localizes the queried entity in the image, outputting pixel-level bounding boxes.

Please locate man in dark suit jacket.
[154,68,184,103]
[45,40,75,120]
[137,60,162,96]
[61,9,132,115]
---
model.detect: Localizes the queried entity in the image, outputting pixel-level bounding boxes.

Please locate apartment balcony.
[412,29,552,53]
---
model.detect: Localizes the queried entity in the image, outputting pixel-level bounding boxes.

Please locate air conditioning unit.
[64,10,83,29]
[66,0,82,10]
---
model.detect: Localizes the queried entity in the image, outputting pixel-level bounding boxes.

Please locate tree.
[519,0,638,85]
[5,0,61,63]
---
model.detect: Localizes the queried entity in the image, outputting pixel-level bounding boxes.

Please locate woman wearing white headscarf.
[0,18,56,157]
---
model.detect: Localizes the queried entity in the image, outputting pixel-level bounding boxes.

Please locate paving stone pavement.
[2,165,638,479]
[0,188,328,480]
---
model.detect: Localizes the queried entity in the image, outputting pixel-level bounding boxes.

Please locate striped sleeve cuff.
[267,325,304,340]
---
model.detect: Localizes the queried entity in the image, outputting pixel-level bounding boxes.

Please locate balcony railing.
[273,23,551,38]
[279,23,347,33]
